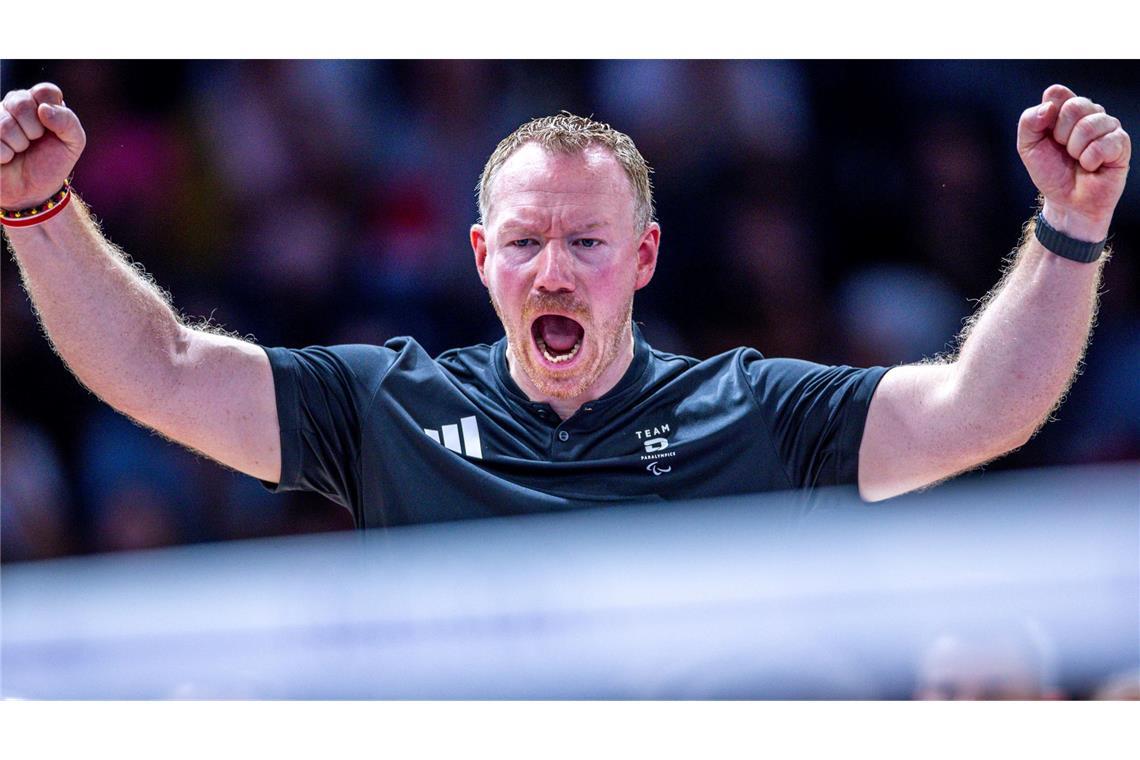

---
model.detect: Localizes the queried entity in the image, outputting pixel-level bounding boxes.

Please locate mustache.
[523,292,590,319]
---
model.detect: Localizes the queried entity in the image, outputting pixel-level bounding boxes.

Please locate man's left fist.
[1018,84,1130,242]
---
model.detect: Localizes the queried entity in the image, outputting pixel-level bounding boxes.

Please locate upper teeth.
[537,338,581,364]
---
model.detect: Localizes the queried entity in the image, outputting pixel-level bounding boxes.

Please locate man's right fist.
[1,83,86,211]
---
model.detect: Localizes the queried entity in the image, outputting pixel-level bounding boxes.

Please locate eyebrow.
[497,220,609,235]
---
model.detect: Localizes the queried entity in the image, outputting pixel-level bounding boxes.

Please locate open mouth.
[531,314,585,366]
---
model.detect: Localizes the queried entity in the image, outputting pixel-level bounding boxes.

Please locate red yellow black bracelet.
[0,180,73,228]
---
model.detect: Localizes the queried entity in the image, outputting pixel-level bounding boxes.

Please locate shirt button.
[558,430,570,442]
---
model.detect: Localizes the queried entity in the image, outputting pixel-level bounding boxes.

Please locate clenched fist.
[1,83,86,211]
[1018,84,1131,242]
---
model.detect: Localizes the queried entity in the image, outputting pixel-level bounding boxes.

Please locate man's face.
[471,143,659,409]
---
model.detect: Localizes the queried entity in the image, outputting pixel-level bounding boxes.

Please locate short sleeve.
[260,344,396,512]
[743,353,890,489]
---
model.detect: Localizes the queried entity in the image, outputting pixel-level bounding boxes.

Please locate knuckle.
[30,82,64,105]
[1060,97,1092,118]
[5,131,29,149]
[1085,114,1121,138]
[7,93,34,115]
[1071,118,1096,142]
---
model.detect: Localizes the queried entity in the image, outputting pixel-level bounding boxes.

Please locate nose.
[533,240,575,293]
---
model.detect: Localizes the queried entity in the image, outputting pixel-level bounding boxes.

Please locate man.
[1,82,1130,528]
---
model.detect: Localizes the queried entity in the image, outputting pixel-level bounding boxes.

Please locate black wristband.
[1033,211,1107,263]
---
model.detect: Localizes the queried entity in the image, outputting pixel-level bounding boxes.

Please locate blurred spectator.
[1092,667,1140,700]
[914,618,1063,700]
[0,405,74,560]
[836,264,965,366]
[78,407,207,553]
[723,60,813,160]
[910,112,1010,297]
[705,200,828,359]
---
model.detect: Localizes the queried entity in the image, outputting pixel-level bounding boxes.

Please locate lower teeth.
[538,338,581,364]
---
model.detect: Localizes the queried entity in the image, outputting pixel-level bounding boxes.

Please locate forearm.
[947,217,1105,445]
[4,195,189,417]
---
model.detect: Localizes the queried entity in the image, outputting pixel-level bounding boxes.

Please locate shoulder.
[651,345,759,385]
[262,338,445,396]
[639,342,704,387]
[732,349,874,386]
[645,342,879,384]
[434,341,497,379]
[633,344,756,410]
[267,338,503,392]
[665,346,888,408]
[647,343,704,370]
[265,340,404,372]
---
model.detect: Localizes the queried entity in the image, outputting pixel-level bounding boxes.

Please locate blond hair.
[477,112,654,231]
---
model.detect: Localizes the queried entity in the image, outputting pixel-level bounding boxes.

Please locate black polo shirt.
[261,326,889,528]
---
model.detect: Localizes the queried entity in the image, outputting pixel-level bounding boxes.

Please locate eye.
[509,238,536,248]
[575,238,602,249]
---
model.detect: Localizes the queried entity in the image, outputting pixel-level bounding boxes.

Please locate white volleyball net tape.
[2,462,1137,699]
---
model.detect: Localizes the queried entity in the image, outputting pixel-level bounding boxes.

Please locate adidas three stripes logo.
[423,415,483,459]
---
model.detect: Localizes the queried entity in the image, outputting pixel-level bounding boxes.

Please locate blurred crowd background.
[2,60,1138,565]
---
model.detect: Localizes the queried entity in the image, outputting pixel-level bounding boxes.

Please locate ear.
[634,222,661,291]
[471,224,489,287]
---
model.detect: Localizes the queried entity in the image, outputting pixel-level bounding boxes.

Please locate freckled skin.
[470,143,660,419]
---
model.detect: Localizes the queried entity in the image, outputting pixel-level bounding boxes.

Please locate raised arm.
[2,83,281,483]
[858,84,1131,501]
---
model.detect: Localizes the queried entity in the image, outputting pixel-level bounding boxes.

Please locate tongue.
[538,315,583,353]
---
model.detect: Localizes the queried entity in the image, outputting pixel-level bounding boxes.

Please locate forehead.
[486,142,634,226]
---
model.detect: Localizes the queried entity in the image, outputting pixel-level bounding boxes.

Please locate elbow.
[108,325,191,421]
[944,373,1051,462]
[858,480,900,503]
[987,401,1052,456]
[1009,421,1039,450]
[993,420,1039,456]
[956,418,1039,473]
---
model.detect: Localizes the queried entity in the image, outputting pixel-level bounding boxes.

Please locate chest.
[357,367,789,526]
